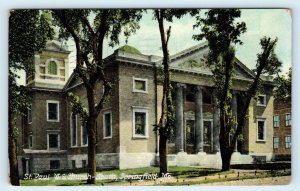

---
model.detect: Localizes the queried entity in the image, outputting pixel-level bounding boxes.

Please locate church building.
[17,40,275,175]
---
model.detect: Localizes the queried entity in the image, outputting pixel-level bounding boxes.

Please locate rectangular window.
[103,111,112,139]
[71,113,77,147]
[48,133,60,150]
[257,118,266,141]
[257,95,266,106]
[186,120,195,144]
[133,107,148,138]
[71,160,76,169]
[273,137,279,149]
[285,136,291,148]
[47,101,59,122]
[133,78,148,93]
[81,124,88,146]
[28,104,32,124]
[28,135,33,149]
[285,113,291,126]
[203,120,213,146]
[50,160,60,169]
[82,160,87,168]
[273,115,280,127]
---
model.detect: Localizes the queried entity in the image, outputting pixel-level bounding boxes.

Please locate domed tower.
[26,39,71,89]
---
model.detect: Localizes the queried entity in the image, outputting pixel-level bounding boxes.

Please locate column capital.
[175,83,186,89]
[232,90,238,96]
[195,85,204,92]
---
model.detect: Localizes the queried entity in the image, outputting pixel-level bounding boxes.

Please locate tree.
[9,10,53,185]
[193,9,281,171]
[274,67,291,100]
[154,9,199,175]
[52,9,142,184]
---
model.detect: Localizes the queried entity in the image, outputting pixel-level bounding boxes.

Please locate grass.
[20,167,290,186]
[20,166,232,186]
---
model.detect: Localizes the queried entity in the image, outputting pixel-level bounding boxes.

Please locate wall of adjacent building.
[273,97,291,160]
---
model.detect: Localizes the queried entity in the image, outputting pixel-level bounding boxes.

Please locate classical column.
[195,86,204,153]
[231,91,238,152]
[213,90,220,153]
[175,83,185,152]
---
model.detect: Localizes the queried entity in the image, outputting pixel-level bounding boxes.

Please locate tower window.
[48,61,58,75]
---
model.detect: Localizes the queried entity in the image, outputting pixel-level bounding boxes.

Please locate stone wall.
[118,63,157,153]
[28,90,68,151]
[248,86,274,154]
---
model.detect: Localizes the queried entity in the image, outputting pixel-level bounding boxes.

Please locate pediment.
[45,40,69,52]
[170,43,255,80]
[64,72,83,90]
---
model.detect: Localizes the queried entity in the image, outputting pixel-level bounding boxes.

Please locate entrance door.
[203,120,213,153]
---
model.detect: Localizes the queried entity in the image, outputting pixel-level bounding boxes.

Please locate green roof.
[117,45,143,55]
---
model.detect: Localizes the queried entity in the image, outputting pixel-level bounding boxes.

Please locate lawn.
[20,166,233,186]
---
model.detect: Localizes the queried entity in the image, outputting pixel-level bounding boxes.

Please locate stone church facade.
[17,40,275,175]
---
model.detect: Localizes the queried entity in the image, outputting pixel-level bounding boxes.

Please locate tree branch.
[53,10,90,88]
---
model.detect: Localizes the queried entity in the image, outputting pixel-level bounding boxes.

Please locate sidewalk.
[113,169,290,186]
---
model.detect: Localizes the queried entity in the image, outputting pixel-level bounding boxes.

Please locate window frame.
[132,107,149,138]
[256,117,267,142]
[285,113,291,127]
[103,110,112,139]
[70,113,78,147]
[273,115,280,128]
[46,100,60,122]
[28,104,32,124]
[45,58,59,76]
[28,135,33,149]
[185,119,196,145]
[50,160,60,170]
[285,135,291,149]
[273,137,279,149]
[203,119,213,146]
[47,131,60,151]
[82,160,87,168]
[257,94,266,106]
[81,124,88,146]
[132,77,148,93]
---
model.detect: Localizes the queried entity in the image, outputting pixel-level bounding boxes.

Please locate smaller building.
[273,97,291,161]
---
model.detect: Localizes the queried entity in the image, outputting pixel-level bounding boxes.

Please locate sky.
[17,9,292,84]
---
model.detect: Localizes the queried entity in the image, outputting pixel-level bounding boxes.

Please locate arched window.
[48,61,58,75]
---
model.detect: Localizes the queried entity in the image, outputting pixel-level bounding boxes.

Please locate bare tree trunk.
[8,111,20,186]
[159,134,168,175]
[220,149,232,171]
[87,116,97,184]
[156,9,173,175]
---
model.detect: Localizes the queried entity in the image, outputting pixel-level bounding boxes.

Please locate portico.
[171,82,221,155]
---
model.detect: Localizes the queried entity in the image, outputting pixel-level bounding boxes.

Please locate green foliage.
[273,68,291,99]
[193,9,246,64]
[193,9,247,156]
[68,92,88,125]
[9,10,54,114]
[256,37,282,75]
[153,9,200,22]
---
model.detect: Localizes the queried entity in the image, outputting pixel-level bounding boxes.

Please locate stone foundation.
[18,151,273,176]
